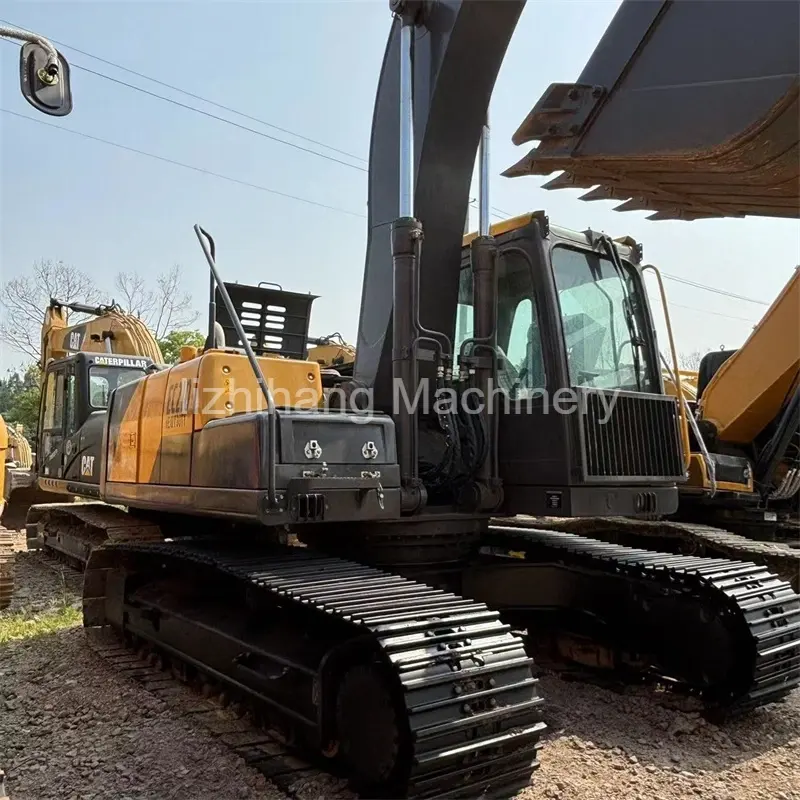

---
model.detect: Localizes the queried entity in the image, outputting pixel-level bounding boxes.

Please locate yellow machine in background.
[307,334,357,375]
[0,416,36,609]
[663,369,697,401]
[698,269,799,450]
[41,298,164,368]
[0,416,53,531]
[4,420,32,469]
[17,299,166,540]
[678,268,800,519]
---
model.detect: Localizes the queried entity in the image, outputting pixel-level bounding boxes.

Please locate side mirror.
[19,42,72,116]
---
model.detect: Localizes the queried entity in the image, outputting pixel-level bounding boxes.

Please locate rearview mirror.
[19,42,72,116]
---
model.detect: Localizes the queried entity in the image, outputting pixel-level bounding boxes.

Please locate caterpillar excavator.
[1,419,43,531]
[22,298,164,560]
[0,295,164,599]
[10,2,800,797]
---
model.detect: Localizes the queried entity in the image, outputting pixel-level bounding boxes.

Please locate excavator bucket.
[504,0,800,220]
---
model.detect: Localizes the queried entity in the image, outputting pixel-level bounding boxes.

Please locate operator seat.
[696,349,737,400]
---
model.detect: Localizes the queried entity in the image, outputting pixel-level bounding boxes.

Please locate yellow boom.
[699,268,800,444]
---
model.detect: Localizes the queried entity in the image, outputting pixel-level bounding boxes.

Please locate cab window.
[88,366,146,408]
[42,370,64,430]
[552,245,655,392]
[455,249,546,397]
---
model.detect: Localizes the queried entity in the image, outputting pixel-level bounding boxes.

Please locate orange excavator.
[6,3,800,797]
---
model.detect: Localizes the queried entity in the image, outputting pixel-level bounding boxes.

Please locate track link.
[83,538,547,799]
[29,503,163,569]
[86,628,357,800]
[482,525,800,713]
[500,516,800,593]
[0,528,15,610]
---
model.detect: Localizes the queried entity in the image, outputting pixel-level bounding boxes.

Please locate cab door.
[37,363,69,480]
[60,363,85,481]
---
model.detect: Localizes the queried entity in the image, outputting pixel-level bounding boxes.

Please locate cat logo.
[68,331,83,350]
[81,455,95,477]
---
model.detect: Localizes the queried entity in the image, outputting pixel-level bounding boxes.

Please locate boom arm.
[41,299,164,368]
[354,0,524,407]
[699,268,800,444]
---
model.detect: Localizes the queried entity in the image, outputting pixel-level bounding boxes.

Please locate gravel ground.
[1,551,798,800]
[520,674,799,800]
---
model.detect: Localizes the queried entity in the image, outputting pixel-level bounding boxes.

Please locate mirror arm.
[0,24,60,80]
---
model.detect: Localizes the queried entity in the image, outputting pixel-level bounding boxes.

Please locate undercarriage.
[84,533,546,799]
[509,516,800,593]
[24,504,800,796]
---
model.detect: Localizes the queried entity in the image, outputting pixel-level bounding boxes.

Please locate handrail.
[194,224,278,511]
[643,264,691,474]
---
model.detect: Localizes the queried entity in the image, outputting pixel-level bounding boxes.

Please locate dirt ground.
[1,549,798,800]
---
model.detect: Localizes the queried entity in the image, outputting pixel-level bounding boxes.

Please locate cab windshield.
[88,366,146,408]
[552,245,655,392]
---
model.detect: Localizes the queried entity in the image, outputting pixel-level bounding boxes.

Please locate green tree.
[0,364,41,442]
[157,330,206,364]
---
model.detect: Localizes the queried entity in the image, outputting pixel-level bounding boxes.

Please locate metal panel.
[215,282,317,360]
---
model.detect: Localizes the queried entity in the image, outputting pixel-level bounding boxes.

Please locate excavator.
[9,2,800,797]
[0,417,37,608]
[0,295,164,596]
[1,418,44,531]
[22,298,164,559]
[540,267,800,589]
[678,269,799,543]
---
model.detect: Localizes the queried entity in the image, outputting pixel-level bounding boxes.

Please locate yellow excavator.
[0,296,165,602]
[0,417,35,608]
[9,3,800,798]
[22,298,164,556]
[659,269,799,540]
[0,418,51,531]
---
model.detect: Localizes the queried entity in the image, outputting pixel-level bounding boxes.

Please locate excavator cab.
[458,212,684,516]
[36,353,154,494]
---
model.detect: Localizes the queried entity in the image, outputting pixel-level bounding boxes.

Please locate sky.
[1,0,798,374]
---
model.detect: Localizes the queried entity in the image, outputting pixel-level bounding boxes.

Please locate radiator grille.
[578,389,684,482]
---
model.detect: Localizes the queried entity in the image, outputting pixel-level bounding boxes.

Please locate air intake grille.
[578,389,684,482]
